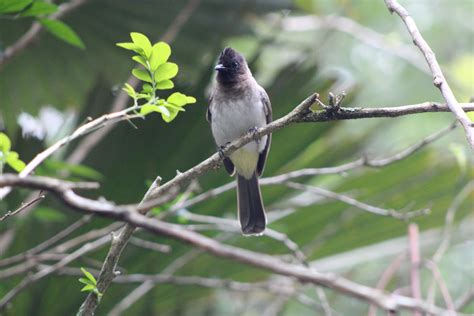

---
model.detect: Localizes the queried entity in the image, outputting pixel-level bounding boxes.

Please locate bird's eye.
[232,61,239,69]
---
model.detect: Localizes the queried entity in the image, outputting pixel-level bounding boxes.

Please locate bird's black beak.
[214,64,227,71]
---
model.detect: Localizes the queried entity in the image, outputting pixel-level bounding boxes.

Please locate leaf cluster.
[78,267,102,299]
[0,0,84,49]
[0,133,25,174]
[117,32,196,123]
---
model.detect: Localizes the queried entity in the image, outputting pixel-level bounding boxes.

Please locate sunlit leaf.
[132,55,148,67]
[149,42,171,71]
[132,68,152,83]
[130,32,152,57]
[0,133,11,153]
[154,62,178,81]
[155,79,174,90]
[6,151,25,172]
[80,267,97,285]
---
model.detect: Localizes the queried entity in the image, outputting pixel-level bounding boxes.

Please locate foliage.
[117,32,196,122]
[0,0,84,49]
[0,132,25,174]
[0,0,472,315]
[78,267,102,299]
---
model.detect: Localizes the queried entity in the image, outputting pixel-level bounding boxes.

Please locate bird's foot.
[248,126,261,144]
[218,142,231,159]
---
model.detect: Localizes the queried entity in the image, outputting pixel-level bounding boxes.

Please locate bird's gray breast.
[210,89,267,149]
[210,86,268,178]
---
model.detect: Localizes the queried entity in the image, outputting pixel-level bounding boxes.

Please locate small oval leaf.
[154,62,178,81]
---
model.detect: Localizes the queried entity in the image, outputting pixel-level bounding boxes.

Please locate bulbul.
[207,47,272,235]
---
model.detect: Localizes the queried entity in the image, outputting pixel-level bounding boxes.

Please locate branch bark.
[384,0,474,149]
[0,175,458,315]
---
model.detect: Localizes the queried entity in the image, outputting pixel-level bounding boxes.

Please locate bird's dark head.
[215,47,250,85]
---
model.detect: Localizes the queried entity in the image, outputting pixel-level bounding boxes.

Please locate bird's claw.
[248,126,260,143]
[218,142,231,159]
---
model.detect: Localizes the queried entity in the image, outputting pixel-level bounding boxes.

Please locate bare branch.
[129,237,171,253]
[0,191,45,221]
[0,177,457,315]
[0,215,92,267]
[427,182,473,305]
[408,223,422,316]
[368,253,407,316]
[285,182,428,220]
[384,0,474,149]
[425,260,455,311]
[169,121,457,213]
[281,15,428,73]
[0,234,110,310]
[455,288,474,312]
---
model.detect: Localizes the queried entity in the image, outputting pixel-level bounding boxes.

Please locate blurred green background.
[0,0,473,315]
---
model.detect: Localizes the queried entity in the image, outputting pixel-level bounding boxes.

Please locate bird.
[207,47,272,236]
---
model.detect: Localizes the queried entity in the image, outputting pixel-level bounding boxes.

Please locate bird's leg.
[218,142,231,159]
[248,126,260,144]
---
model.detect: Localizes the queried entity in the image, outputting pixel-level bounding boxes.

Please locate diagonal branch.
[0,176,460,315]
[384,0,474,149]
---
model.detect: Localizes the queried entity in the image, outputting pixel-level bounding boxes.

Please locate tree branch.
[384,0,474,149]
[0,176,457,315]
[1,97,470,315]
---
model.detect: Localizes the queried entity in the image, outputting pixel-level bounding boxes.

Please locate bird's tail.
[237,172,266,235]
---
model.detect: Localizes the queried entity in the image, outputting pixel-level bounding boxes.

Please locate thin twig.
[0,191,45,221]
[425,260,455,311]
[408,223,422,316]
[0,234,110,310]
[368,253,407,316]
[427,182,473,305]
[281,15,428,74]
[0,215,92,267]
[285,182,429,220]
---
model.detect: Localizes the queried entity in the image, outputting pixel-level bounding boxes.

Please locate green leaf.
[6,151,25,172]
[185,96,197,104]
[122,83,137,98]
[154,62,178,81]
[132,55,148,67]
[132,68,152,83]
[0,133,11,153]
[155,79,174,90]
[20,1,58,16]
[140,104,170,117]
[167,92,188,107]
[116,42,140,52]
[149,42,171,71]
[81,284,95,292]
[130,32,152,57]
[142,84,153,93]
[33,207,66,222]
[81,267,97,285]
[0,0,31,13]
[39,19,85,49]
[162,106,179,123]
[78,278,94,286]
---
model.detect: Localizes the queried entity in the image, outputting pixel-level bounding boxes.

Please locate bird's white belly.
[211,98,267,178]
